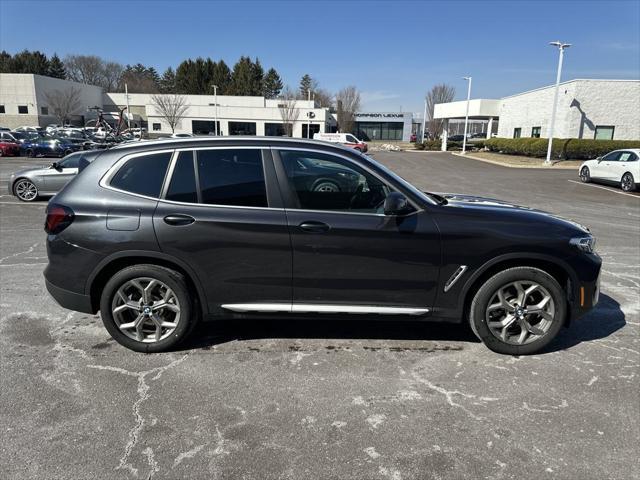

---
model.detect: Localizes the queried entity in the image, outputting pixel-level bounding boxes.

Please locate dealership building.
[1,74,638,145]
[434,79,640,149]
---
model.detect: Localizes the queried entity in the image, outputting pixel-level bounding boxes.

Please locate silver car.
[8,151,98,202]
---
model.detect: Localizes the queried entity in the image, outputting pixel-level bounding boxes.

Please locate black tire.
[469,267,566,355]
[312,179,340,193]
[99,264,196,353]
[621,172,636,192]
[26,149,35,158]
[579,166,591,183]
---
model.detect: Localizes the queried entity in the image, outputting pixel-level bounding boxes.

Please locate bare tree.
[426,84,456,139]
[44,86,82,125]
[335,86,361,134]
[313,88,334,109]
[150,93,189,133]
[278,86,300,137]
[64,55,123,91]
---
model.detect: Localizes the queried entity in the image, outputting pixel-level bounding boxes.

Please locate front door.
[596,150,621,181]
[273,148,441,313]
[153,148,292,316]
[41,153,81,192]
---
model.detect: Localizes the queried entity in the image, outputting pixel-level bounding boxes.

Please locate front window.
[110,152,172,198]
[279,150,391,214]
[531,126,541,138]
[601,151,621,162]
[58,152,83,168]
[513,128,521,138]
[594,126,614,140]
[196,149,267,207]
[346,135,359,143]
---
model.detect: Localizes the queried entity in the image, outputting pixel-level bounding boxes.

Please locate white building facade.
[497,79,639,140]
[0,73,103,129]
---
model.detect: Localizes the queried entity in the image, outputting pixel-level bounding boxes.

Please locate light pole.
[213,84,218,136]
[421,97,427,142]
[545,41,571,165]
[307,88,312,138]
[461,76,472,154]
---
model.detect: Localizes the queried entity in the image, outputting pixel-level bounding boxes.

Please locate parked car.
[313,133,368,152]
[579,149,639,192]
[0,139,20,157]
[447,134,466,142]
[20,135,83,158]
[170,133,194,138]
[1,131,19,143]
[43,137,601,355]
[8,150,98,201]
[14,126,44,133]
[410,133,417,142]
[470,132,487,139]
[6,131,38,145]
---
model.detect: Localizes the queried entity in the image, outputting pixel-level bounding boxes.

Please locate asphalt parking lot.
[1,152,638,480]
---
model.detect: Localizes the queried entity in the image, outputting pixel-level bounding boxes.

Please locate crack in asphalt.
[87,354,189,478]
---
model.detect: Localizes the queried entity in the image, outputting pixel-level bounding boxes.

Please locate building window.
[41,106,49,115]
[0,105,5,113]
[152,123,161,131]
[265,123,287,136]
[228,121,256,136]
[513,128,521,138]
[594,126,614,140]
[192,120,220,135]
[531,126,541,138]
[18,105,28,114]
[354,122,403,141]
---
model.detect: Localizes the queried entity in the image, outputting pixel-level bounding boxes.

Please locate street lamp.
[421,96,427,142]
[545,41,571,165]
[462,76,472,154]
[212,84,218,136]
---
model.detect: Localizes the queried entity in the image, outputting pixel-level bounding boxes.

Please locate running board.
[221,303,429,315]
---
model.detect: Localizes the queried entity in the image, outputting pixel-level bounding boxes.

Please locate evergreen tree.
[211,60,231,95]
[229,56,256,95]
[159,67,176,93]
[0,50,12,73]
[48,53,66,79]
[262,68,283,99]
[299,73,316,99]
[251,58,264,96]
[12,50,50,75]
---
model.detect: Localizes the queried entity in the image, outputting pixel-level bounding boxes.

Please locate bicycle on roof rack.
[85,106,128,143]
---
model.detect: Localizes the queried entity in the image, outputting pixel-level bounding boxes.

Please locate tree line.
[1,49,362,134]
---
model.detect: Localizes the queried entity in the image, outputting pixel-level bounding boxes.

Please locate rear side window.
[110,152,171,198]
[196,149,267,207]
[166,151,198,203]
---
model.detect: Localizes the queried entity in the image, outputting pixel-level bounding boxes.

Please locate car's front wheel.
[469,267,566,355]
[99,264,196,352]
[579,166,591,183]
[13,178,39,202]
[621,172,636,192]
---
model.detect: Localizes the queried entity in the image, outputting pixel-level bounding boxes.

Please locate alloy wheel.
[485,280,555,345]
[580,167,590,182]
[621,173,634,192]
[111,277,181,343]
[313,181,340,193]
[14,179,38,201]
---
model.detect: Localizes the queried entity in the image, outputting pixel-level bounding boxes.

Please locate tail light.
[45,203,75,234]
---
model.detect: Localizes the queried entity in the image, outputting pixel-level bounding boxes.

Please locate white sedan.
[579,149,640,192]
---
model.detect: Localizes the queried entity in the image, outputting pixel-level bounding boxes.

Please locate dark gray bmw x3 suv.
[44,137,601,354]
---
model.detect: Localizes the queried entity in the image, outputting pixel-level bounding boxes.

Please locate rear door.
[153,147,292,316]
[614,151,638,182]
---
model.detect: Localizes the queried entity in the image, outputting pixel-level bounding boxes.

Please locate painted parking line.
[0,202,46,206]
[567,179,640,198]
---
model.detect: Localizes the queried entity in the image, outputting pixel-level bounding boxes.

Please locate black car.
[447,134,466,142]
[44,137,601,354]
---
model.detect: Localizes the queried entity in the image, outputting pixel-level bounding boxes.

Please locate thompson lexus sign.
[354,113,406,119]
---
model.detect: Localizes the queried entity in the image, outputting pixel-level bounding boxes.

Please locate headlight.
[570,236,596,253]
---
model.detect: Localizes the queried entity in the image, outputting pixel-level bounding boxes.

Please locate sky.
[1,0,639,113]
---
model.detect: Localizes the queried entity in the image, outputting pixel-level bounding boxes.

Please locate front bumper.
[568,253,602,321]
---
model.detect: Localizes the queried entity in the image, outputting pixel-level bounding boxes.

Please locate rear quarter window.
[110,152,172,198]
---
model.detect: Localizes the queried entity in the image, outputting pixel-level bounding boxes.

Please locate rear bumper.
[45,277,94,314]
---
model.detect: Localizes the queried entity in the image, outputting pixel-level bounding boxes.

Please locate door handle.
[163,214,196,226]
[299,221,330,233]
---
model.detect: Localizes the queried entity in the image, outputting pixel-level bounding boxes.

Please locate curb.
[451,152,578,170]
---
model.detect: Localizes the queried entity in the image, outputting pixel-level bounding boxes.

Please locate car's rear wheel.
[99,265,196,353]
[14,178,39,202]
[579,166,591,183]
[621,173,635,192]
[26,149,35,158]
[469,267,566,355]
[312,180,340,193]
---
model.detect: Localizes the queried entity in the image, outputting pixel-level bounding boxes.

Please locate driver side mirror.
[596,157,602,162]
[50,161,60,170]
[384,192,411,216]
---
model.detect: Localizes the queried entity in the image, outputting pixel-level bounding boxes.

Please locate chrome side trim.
[221,303,429,315]
[443,265,468,292]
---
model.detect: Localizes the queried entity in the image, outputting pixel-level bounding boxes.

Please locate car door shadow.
[541,293,627,353]
[179,316,480,352]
